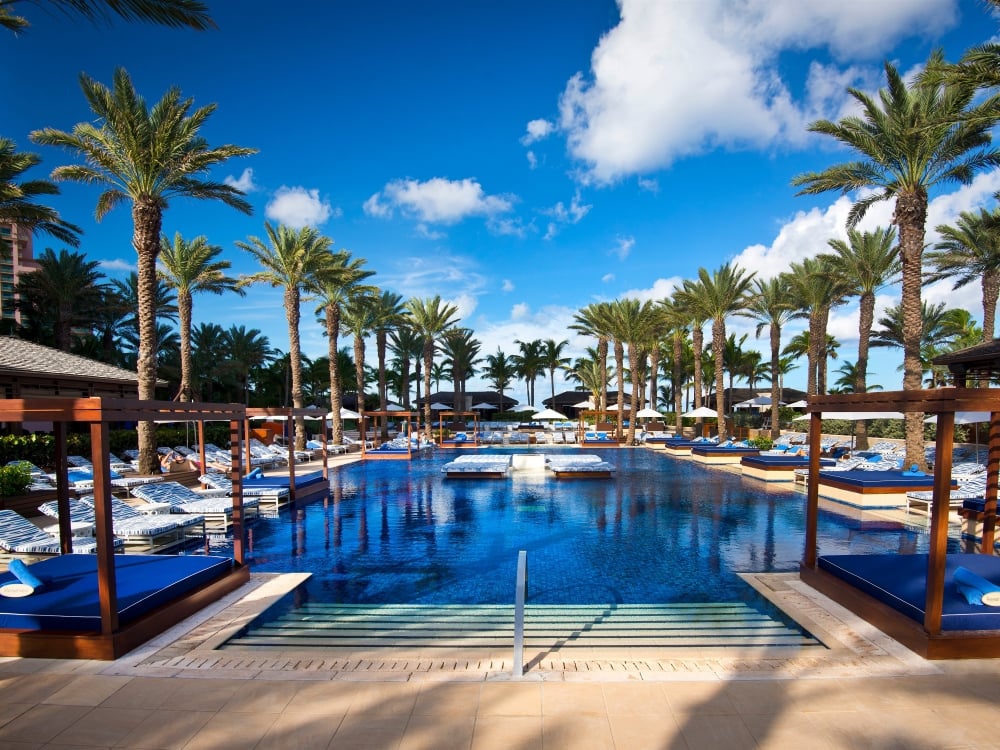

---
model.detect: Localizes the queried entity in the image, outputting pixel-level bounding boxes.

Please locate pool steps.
[222,602,820,650]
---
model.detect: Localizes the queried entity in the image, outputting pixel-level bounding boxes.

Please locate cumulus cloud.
[501,279,515,292]
[99,258,136,274]
[611,236,635,261]
[526,150,538,170]
[541,191,592,240]
[552,0,957,182]
[618,276,684,303]
[521,118,555,145]
[224,168,257,192]
[364,177,515,224]
[265,186,336,228]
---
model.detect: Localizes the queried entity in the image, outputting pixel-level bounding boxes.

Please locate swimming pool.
[239,447,936,606]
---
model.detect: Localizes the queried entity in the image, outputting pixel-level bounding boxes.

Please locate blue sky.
[4,0,999,406]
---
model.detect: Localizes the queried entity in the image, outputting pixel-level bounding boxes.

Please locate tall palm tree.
[871,301,968,386]
[388,325,422,410]
[237,222,333,450]
[343,298,375,413]
[158,232,242,402]
[540,339,570,402]
[791,53,1000,470]
[822,227,900,448]
[484,349,517,412]
[308,253,375,443]
[0,138,80,247]
[659,294,689,431]
[513,339,545,409]
[441,328,482,412]
[613,298,659,444]
[369,290,406,432]
[678,264,755,442]
[783,257,848,396]
[674,292,708,418]
[14,247,104,350]
[571,302,615,410]
[190,322,226,401]
[740,276,795,438]
[32,67,255,473]
[1,0,215,34]
[927,208,1000,343]
[406,296,459,440]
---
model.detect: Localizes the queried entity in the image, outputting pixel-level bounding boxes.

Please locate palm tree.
[190,322,226,401]
[791,53,1000,470]
[222,325,273,404]
[659,294,689,431]
[13,247,104,350]
[237,222,334,450]
[832,361,883,393]
[1,0,215,34]
[571,302,615,411]
[678,264,755,441]
[406,296,459,440]
[740,277,795,438]
[513,339,545,409]
[369,290,406,434]
[32,67,255,473]
[158,232,242,402]
[307,251,375,444]
[343,298,375,413]
[613,298,659,444]
[566,355,612,407]
[927,208,1000,343]
[783,257,848,396]
[0,138,80,247]
[871,301,967,385]
[441,328,482,412]
[484,349,517,412]
[110,272,178,346]
[540,339,570,402]
[388,325,422,410]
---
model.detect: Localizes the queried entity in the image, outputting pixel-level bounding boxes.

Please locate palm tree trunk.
[769,323,781,439]
[982,271,998,343]
[713,319,727,442]
[377,331,389,438]
[178,289,193,402]
[896,191,928,472]
[648,346,659,412]
[627,345,641,445]
[817,308,830,395]
[326,303,344,445]
[855,292,875,450]
[598,337,608,411]
[806,312,820,396]
[133,198,162,474]
[692,326,704,412]
[354,335,365,413]
[423,342,433,441]
[673,330,683,432]
[614,340,625,441]
[285,287,306,451]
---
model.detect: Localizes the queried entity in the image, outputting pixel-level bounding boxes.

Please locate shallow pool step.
[221,602,821,650]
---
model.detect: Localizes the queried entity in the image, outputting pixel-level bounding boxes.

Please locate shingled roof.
[0,337,149,398]
[932,339,1000,383]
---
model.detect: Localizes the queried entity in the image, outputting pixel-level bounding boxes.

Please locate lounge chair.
[906,477,988,514]
[38,498,202,553]
[133,481,258,531]
[0,509,122,556]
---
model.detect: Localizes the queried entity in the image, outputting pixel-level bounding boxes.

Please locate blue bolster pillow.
[0,559,44,597]
[247,467,263,479]
[954,566,1000,606]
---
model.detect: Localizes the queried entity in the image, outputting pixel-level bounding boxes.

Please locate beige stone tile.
[282,680,358,714]
[608,714,687,749]
[400,714,475,750]
[472,716,542,750]
[112,709,214,750]
[677,714,757,750]
[181,710,279,750]
[346,682,420,716]
[99,678,181,710]
[478,683,542,717]
[331,714,409,749]
[541,683,606,717]
[412,683,481,717]
[47,706,150,747]
[253,710,342,750]
[156,678,241,712]
[661,681,737,716]
[0,704,92,744]
[0,702,34,728]
[601,682,671,716]
[742,712,841,750]
[541,714,614,750]
[42,676,132,707]
[0,674,75,705]
[218,679,297,714]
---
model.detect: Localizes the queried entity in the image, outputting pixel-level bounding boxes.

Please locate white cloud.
[364,177,515,224]
[265,186,335,228]
[521,118,555,145]
[602,273,615,283]
[526,150,538,170]
[224,168,257,192]
[99,258,136,274]
[618,276,683,303]
[378,253,487,312]
[501,279,515,292]
[487,216,529,238]
[415,223,446,240]
[542,191,592,239]
[611,235,635,261]
[554,0,958,182]
[637,177,659,193]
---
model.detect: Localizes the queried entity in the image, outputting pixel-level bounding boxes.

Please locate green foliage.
[748,436,773,450]
[0,462,31,497]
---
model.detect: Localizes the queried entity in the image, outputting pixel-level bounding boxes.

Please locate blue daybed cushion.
[741,455,836,468]
[243,470,325,490]
[818,553,1000,631]
[817,470,949,489]
[0,554,232,631]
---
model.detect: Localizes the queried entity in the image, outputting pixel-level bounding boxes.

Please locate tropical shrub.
[0,462,32,496]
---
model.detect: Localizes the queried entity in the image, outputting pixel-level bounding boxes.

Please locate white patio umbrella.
[573,399,595,409]
[385,403,405,412]
[471,402,495,410]
[792,411,905,421]
[923,412,991,425]
[635,408,663,419]
[249,414,288,421]
[327,407,360,420]
[682,406,719,418]
[786,400,809,409]
[532,408,568,421]
[606,402,631,411]
[430,403,450,411]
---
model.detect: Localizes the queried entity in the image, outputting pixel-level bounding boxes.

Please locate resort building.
[0,223,37,327]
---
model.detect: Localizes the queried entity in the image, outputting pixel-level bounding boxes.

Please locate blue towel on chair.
[902,463,926,477]
[954,566,1000,606]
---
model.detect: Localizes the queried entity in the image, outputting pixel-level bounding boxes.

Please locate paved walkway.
[2,571,1000,749]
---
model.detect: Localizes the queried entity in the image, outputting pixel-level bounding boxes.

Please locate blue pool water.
[238,448,940,606]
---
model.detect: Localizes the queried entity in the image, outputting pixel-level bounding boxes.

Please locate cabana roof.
[933,338,1000,383]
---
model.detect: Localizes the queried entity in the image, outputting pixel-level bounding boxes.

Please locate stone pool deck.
[2,571,1000,748]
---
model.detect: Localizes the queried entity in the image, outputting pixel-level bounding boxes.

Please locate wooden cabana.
[245,406,329,502]
[578,409,622,444]
[800,387,1000,658]
[0,397,250,659]
[437,411,479,446]
[360,410,421,459]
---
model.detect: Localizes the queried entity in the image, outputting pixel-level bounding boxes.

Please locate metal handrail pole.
[513,550,527,678]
